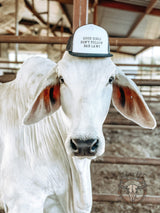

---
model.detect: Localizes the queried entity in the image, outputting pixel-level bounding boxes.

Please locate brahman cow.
[0,52,156,213]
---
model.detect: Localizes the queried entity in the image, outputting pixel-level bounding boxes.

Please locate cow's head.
[23,52,156,159]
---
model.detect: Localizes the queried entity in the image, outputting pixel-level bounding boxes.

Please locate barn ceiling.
[0,0,160,56]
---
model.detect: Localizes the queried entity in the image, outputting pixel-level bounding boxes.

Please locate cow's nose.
[70,138,99,156]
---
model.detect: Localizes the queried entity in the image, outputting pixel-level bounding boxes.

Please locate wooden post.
[93,0,98,25]
[15,0,19,62]
[73,0,89,32]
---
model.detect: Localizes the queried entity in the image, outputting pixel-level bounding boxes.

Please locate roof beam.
[24,0,57,36]
[127,0,158,38]
[0,36,69,44]
[99,0,160,16]
[24,0,46,25]
[110,50,135,56]
[110,38,160,46]
[1,36,160,46]
[24,0,61,36]
[49,0,73,4]
[59,3,72,33]
[135,46,151,56]
[51,0,90,33]
[53,0,160,17]
[117,0,158,52]
[99,0,145,13]
[51,17,63,33]
[19,19,38,26]
[19,19,71,34]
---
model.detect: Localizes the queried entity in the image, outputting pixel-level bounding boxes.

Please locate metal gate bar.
[93,194,160,204]
[103,124,160,129]
[94,156,160,166]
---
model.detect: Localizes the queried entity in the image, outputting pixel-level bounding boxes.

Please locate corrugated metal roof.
[132,15,160,39]
[114,0,160,10]
[97,7,139,37]
[114,0,156,8]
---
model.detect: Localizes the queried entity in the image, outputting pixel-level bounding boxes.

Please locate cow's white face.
[57,53,116,157]
[23,53,156,159]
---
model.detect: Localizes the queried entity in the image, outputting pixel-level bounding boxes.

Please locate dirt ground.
[91,103,160,213]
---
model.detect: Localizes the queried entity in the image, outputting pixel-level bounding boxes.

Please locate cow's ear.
[23,73,60,125]
[112,68,156,129]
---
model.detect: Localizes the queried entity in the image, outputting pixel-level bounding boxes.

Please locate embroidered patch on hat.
[66,24,113,57]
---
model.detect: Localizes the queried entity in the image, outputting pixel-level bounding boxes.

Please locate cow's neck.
[55,108,93,213]
[70,157,92,213]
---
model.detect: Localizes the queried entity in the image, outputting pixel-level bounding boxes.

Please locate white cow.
[0,52,156,213]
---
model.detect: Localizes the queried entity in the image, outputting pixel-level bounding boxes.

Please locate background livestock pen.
[0,0,160,212]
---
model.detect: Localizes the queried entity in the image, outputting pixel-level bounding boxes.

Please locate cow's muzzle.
[70,138,99,156]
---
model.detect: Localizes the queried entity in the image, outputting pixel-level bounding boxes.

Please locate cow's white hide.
[0,52,156,213]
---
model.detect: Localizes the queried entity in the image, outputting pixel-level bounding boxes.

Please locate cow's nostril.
[90,139,99,153]
[70,139,78,153]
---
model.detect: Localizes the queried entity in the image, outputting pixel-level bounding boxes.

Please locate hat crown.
[66,24,112,57]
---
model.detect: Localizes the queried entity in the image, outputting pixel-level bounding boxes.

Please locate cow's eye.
[59,76,64,84]
[109,76,114,84]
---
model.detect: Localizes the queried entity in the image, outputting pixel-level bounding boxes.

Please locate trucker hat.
[66,24,113,57]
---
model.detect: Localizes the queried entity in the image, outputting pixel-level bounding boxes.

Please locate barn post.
[73,0,89,32]
[93,0,98,25]
[15,0,19,62]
